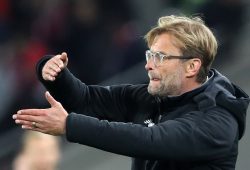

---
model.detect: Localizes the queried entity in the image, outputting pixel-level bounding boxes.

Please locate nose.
[145,59,154,71]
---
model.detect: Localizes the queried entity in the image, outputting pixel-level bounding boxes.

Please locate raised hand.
[13,91,68,136]
[42,52,68,81]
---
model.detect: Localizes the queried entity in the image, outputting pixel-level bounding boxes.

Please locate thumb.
[60,52,68,66]
[45,91,58,107]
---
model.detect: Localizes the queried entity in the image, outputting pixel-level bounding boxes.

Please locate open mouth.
[151,78,160,81]
[148,72,161,82]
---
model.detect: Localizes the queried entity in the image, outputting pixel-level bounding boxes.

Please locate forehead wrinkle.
[150,33,182,56]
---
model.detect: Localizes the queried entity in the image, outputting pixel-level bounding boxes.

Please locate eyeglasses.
[145,50,195,66]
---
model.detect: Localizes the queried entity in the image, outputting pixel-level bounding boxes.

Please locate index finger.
[17,109,47,116]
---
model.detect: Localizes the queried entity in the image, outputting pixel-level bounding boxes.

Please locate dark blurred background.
[0,0,249,169]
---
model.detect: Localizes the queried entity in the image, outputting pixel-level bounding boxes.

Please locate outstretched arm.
[13,92,238,160]
[65,110,238,161]
[36,53,148,122]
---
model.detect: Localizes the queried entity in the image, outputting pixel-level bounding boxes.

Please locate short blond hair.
[145,15,218,83]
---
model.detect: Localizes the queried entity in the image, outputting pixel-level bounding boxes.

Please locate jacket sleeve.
[36,56,151,121]
[66,107,238,161]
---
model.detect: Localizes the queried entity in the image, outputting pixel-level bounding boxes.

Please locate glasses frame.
[145,50,195,66]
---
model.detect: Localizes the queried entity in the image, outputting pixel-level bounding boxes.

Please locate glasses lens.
[146,50,161,66]
[154,52,161,65]
[146,50,152,61]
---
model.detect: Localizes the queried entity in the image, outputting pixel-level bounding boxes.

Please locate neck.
[179,79,203,95]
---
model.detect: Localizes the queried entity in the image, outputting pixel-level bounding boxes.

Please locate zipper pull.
[158,114,162,123]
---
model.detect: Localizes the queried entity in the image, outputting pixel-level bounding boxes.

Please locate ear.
[184,58,202,78]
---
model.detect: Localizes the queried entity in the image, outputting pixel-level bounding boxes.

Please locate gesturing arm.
[36,53,151,121]
[13,89,237,161]
[66,109,238,161]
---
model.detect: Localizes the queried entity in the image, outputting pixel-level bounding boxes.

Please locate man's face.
[145,33,185,97]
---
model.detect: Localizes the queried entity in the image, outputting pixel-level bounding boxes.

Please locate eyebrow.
[150,50,169,56]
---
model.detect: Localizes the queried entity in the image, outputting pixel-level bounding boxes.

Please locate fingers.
[13,113,40,123]
[54,54,65,69]
[20,122,44,133]
[60,52,68,66]
[13,114,44,132]
[15,119,37,127]
[45,91,59,107]
[42,55,63,81]
[42,52,68,81]
[13,110,45,131]
[15,109,46,116]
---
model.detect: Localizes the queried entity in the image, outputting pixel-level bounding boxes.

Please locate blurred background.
[0,0,249,169]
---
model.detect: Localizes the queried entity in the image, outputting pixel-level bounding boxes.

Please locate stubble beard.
[148,69,183,97]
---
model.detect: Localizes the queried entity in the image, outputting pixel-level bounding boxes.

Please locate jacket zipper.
[155,97,162,123]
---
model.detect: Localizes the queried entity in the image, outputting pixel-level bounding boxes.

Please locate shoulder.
[191,107,238,145]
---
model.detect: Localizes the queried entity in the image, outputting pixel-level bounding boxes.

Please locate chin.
[148,85,160,96]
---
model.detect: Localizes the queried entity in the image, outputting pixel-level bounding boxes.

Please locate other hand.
[42,52,68,81]
[13,91,68,136]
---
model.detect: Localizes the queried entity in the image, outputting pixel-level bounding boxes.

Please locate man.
[13,15,249,170]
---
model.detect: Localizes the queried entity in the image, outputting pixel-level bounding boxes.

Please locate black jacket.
[37,56,249,170]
